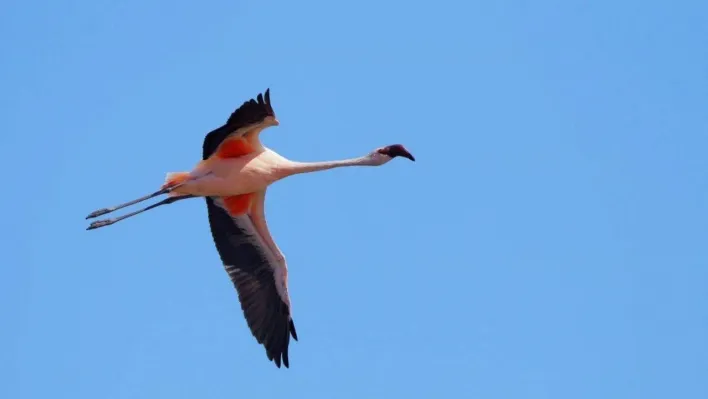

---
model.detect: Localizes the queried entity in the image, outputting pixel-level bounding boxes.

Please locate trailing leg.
[85,171,212,219]
[86,195,197,230]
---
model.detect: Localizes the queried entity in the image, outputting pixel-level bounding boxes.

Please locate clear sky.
[1,0,706,398]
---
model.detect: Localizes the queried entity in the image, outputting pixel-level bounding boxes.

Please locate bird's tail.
[161,172,192,196]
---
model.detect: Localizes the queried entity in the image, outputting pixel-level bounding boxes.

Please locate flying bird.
[85,89,415,368]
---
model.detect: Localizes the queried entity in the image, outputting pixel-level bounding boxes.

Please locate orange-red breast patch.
[222,193,254,216]
[216,137,254,159]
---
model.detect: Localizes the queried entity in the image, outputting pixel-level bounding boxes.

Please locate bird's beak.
[400,150,415,162]
[384,144,415,161]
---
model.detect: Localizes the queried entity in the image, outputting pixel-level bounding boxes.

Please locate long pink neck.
[281,156,373,177]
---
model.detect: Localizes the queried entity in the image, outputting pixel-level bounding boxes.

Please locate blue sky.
[1,0,706,397]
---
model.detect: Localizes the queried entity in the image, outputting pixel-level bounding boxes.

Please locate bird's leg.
[85,172,213,219]
[85,187,174,219]
[86,195,197,230]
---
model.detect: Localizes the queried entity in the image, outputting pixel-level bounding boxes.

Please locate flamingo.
[85,89,415,368]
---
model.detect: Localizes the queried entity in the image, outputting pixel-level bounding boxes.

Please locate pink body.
[173,148,293,197]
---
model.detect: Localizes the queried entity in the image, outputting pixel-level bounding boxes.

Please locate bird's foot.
[86,208,114,219]
[86,219,114,230]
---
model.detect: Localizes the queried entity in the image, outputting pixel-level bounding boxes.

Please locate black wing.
[205,196,297,368]
[202,88,275,160]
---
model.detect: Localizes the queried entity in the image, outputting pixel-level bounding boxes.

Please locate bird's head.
[368,144,415,165]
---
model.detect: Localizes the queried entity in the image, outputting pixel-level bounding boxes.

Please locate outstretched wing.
[202,89,276,160]
[205,196,297,368]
